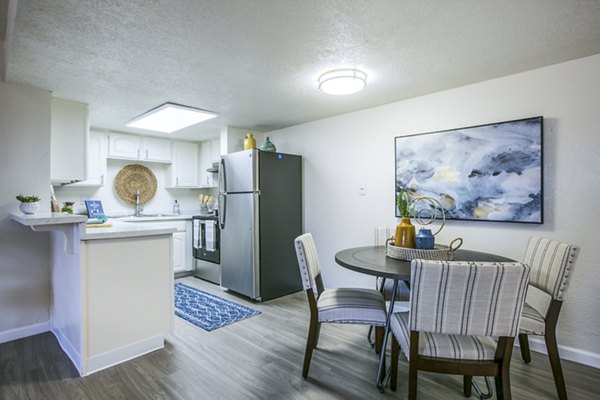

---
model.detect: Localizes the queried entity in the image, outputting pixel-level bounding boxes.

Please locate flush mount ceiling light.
[126,102,218,133]
[317,68,367,95]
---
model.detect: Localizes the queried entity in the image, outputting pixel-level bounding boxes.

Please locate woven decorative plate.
[114,164,157,206]
[386,238,463,261]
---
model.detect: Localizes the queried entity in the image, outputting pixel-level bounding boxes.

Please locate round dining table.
[334,245,515,391]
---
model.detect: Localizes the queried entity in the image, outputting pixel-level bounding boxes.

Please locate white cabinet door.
[172,231,186,273]
[169,141,198,187]
[184,220,193,272]
[87,130,108,185]
[70,130,107,186]
[143,137,172,163]
[198,141,213,188]
[108,132,141,159]
[50,98,88,184]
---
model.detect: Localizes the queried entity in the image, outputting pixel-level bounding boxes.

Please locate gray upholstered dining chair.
[389,259,531,400]
[294,233,387,378]
[517,236,580,400]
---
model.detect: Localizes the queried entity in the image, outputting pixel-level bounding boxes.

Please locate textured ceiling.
[6,0,600,141]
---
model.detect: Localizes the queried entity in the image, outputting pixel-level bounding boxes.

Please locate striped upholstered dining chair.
[389,260,531,400]
[517,237,580,400]
[294,233,387,378]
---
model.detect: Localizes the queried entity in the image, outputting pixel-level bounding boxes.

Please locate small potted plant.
[16,194,41,215]
[394,189,416,248]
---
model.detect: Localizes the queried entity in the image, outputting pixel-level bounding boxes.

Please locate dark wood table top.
[334,246,515,280]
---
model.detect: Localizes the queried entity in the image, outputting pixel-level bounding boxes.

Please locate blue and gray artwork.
[395,118,542,223]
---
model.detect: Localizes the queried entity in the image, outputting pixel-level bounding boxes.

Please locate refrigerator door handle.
[219,194,226,229]
[219,157,226,194]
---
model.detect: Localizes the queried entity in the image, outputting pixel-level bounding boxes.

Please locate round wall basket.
[114,164,157,206]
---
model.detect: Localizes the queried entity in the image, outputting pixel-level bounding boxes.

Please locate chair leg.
[302,319,319,378]
[313,323,322,348]
[391,335,399,391]
[408,360,418,400]
[546,331,568,400]
[375,326,384,355]
[518,333,531,363]
[463,376,472,397]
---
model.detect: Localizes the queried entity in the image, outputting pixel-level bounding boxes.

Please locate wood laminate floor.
[1,276,599,400]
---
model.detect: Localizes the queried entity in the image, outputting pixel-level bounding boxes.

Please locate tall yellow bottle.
[243,133,256,150]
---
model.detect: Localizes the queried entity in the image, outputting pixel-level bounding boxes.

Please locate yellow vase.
[394,217,416,248]
[243,133,256,150]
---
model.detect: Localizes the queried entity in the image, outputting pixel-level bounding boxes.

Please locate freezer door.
[220,149,258,193]
[220,192,260,299]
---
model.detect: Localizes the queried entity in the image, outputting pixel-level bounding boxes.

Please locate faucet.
[134,189,143,216]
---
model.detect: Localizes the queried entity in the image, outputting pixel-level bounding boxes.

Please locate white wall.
[270,54,600,362]
[0,82,52,339]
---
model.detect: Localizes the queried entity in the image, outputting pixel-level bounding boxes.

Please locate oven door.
[193,217,220,263]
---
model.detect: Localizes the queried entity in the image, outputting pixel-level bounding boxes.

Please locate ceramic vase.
[243,133,256,150]
[19,201,40,215]
[259,136,276,152]
[394,217,416,248]
[416,228,435,249]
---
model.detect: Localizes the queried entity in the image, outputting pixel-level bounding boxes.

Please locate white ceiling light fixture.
[317,68,367,95]
[126,102,218,133]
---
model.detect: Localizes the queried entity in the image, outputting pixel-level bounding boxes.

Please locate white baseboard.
[50,325,83,376]
[84,335,165,376]
[0,321,50,344]
[527,337,600,369]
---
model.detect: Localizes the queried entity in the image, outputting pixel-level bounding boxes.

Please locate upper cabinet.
[143,137,172,162]
[69,130,108,187]
[108,132,171,163]
[199,138,221,188]
[108,132,141,159]
[168,141,198,188]
[51,98,88,184]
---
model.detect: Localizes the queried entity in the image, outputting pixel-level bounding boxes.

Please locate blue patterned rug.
[174,283,261,331]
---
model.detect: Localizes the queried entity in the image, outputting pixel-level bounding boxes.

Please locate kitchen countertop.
[113,214,195,222]
[82,220,177,240]
[11,212,178,242]
[11,211,88,226]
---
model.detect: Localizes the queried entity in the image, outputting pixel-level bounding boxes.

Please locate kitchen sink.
[116,214,182,222]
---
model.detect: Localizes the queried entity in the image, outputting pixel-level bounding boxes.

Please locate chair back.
[294,233,322,294]
[523,236,579,301]
[409,260,530,337]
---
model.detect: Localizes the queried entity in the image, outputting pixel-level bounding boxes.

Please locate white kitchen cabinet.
[69,130,108,186]
[51,98,88,185]
[142,137,172,162]
[199,141,214,188]
[172,231,185,271]
[108,132,141,159]
[108,132,172,163]
[168,141,198,187]
[198,139,220,188]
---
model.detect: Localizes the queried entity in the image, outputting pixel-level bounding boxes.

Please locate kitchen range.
[193,212,220,284]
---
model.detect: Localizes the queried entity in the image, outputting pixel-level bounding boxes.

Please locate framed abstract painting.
[395,116,543,223]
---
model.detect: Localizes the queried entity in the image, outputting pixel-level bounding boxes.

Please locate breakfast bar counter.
[11,213,176,376]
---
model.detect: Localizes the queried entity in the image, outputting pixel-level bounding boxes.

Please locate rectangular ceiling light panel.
[126,103,218,133]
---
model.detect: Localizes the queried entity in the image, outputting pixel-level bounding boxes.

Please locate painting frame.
[395,116,543,224]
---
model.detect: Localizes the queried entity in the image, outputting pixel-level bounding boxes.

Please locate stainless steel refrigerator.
[218,149,303,301]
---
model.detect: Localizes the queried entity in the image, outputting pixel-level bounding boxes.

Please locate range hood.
[206,162,219,173]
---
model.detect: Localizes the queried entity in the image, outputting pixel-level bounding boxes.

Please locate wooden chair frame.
[518,299,566,400]
[391,333,516,400]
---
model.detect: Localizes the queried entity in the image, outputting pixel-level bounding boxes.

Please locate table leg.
[376,278,398,392]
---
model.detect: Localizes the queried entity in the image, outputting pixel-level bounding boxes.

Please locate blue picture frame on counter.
[84,200,104,218]
[395,116,543,223]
